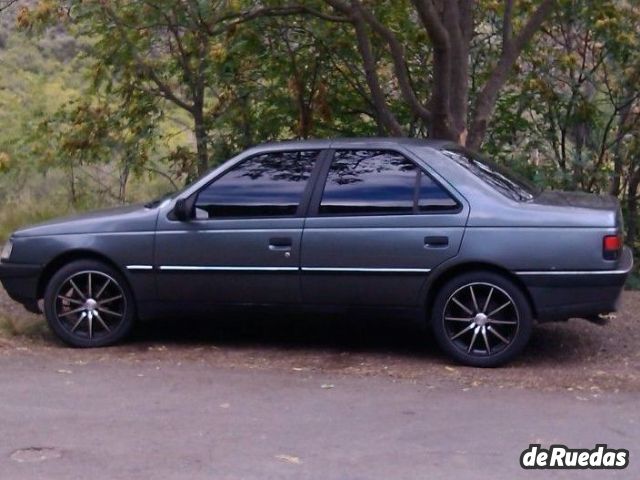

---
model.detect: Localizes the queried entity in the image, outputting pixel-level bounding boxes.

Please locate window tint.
[195,151,318,218]
[319,150,458,215]
[417,171,460,211]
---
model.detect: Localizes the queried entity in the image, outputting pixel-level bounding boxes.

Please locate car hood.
[12,204,160,238]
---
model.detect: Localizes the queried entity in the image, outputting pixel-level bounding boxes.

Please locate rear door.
[300,148,468,307]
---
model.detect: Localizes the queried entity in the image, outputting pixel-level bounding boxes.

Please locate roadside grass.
[0,200,74,242]
[0,313,47,338]
[625,271,640,290]
[0,165,176,242]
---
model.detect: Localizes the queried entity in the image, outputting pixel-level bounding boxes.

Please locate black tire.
[430,271,532,367]
[43,259,135,347]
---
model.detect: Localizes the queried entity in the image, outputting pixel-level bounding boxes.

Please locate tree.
[261,0,558,148]
[21,0,559,170]
[483,0,640,246]
[79,0,221,177]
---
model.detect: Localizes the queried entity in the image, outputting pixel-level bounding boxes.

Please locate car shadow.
[128,309,602,367]
[131,309,447,361]
[523,320,609,365]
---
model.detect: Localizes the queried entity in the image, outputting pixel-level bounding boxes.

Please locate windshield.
[442,148,539,202]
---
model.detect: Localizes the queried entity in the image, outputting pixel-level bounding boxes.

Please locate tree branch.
[201,5,350,37]
[468,0,556,148]
[351,11,404,135]
[351,2,432,124]
[502,0,514,52]
[100,5,195,113]
[0,0,18,14]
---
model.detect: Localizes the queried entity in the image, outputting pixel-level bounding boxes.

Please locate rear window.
[319,149,459,215]
[442,149,539,202]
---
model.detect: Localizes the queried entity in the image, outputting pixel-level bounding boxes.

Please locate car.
[0,138,633,366]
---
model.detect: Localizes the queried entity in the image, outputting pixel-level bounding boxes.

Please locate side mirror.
[173,198,193,221]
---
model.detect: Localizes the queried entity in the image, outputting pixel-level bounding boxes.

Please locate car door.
[301,148,468,307]
[154,149,323,306]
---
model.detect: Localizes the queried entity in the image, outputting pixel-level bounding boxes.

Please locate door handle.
[424,236,449,248]
[269,237,293,251]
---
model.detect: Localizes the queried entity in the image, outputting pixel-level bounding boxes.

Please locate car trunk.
[533,190,617,210]
[533,190,623,228]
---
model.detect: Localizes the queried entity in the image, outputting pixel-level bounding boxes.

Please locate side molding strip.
[128,266,624,275]
[154,266,432,273]
[516,269,628,276]
[159,266,299,272]
[301,267,431,273]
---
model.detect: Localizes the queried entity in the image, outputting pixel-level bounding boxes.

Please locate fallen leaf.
[148,345,167,352]
[275,454,302,465]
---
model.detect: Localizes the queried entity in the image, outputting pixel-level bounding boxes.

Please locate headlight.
[1,240,13,261]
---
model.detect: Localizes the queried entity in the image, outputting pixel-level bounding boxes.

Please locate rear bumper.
[0,261,42,313]
[517,247,633,322]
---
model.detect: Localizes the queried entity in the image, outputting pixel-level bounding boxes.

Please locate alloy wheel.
[54,270,127,341]
[442,282,519,356]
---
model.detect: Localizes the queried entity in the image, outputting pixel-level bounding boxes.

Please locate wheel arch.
[37,250,127,299]
[424,261,537,321]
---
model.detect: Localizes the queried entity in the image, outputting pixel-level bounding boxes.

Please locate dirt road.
[0,290,639,478]
[0,350,638,480]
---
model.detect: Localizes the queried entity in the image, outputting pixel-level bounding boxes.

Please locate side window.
[319,150,458,215]
[195,151,319,219]
[417,171,460,212]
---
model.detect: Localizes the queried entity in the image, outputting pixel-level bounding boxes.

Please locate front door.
[155,150,322,306]
[301,149,468,307]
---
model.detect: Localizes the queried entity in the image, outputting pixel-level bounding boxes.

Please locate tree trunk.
[626,170,640,250]
[193,108,209,177]
[118,162,130,203]
[68,164,77,206]
[240,93,253,148]
[608,101,632,196]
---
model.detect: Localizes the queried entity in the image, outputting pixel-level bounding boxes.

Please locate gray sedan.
[0,138,632,366]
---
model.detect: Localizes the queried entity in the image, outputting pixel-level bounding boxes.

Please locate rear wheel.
[43,260,135,347]
[431,271,532,367]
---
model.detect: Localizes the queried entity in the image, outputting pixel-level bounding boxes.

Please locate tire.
[43,259,135,347]
[430,271,532,367]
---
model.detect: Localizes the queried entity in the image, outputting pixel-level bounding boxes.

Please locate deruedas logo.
[520,444,629,469]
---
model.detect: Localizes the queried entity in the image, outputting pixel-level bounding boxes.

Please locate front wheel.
[431,271,532,367]
[43,260,135,347]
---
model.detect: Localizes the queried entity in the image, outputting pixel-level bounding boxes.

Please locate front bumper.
[518,246,633,322]
[0,261,42,313]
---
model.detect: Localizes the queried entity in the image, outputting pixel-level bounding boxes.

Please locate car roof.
[254,137,458,151]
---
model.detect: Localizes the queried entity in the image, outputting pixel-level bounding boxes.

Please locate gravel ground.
[1,288,639,393]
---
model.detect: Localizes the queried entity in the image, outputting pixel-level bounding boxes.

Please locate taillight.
[603,234,622,260]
